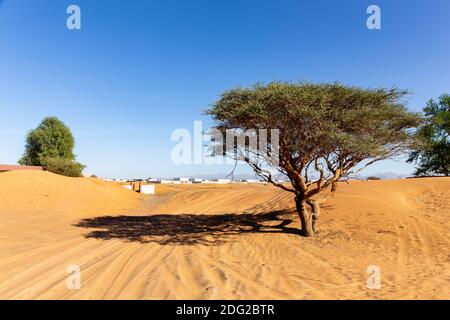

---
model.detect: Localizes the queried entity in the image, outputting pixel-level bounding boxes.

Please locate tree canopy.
[206,82,421,236]
[19,117,85,177]
[408,94,450,176]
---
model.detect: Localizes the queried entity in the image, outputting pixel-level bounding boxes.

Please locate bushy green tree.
[408,94,450,176]
[19,117,85,177]
[206,82,420,237]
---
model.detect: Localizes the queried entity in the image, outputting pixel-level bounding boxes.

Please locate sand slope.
[0,171,449,299]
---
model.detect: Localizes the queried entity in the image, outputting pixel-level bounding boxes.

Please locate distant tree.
[408,94,450,176]
[206,82,420,237]
[19,117,85,177]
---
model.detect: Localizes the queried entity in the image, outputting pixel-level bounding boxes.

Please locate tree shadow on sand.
[75,210,300,246]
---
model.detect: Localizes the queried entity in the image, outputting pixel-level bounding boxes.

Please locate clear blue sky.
[0,0,449,178]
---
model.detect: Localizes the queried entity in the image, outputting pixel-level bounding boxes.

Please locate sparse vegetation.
[207,82,421,237]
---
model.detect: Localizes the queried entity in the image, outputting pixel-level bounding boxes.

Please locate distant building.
[140,185,155,195]
[161,179,176,184]
[123,182,156,195]
[173,177,190,184]
[210,179,231,184]
[0,164,45,173]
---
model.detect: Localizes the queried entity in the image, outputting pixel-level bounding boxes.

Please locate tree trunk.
[307,200,321,233]
[295,196,314,237]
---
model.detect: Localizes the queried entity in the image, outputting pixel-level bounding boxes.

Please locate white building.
[210,179,231,184]
[161,180,176,184]
[140,185,155,195]
[173,177,190,184]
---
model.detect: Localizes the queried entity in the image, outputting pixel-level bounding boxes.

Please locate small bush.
[44,157,85,177]
[367,176,381,181]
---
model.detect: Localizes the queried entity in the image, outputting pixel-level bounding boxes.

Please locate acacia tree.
[206,82,420,237]
[408,94,450,176]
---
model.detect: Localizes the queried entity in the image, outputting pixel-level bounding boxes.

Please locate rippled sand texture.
[0,171,449,299]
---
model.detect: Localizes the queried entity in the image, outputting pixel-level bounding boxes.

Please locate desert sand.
[0,170,449,299]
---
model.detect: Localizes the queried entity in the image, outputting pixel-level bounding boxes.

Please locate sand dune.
[0,171,449,299]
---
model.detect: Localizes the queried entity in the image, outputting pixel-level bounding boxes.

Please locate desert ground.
[0,170,449,299]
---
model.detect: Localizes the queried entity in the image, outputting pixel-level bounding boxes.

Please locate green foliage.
[206,82,420,196]
[408,94,450,176]
[207,82,419,159]
[19,116,85,177]
[44,157,85,178]
[19,117,76,166]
